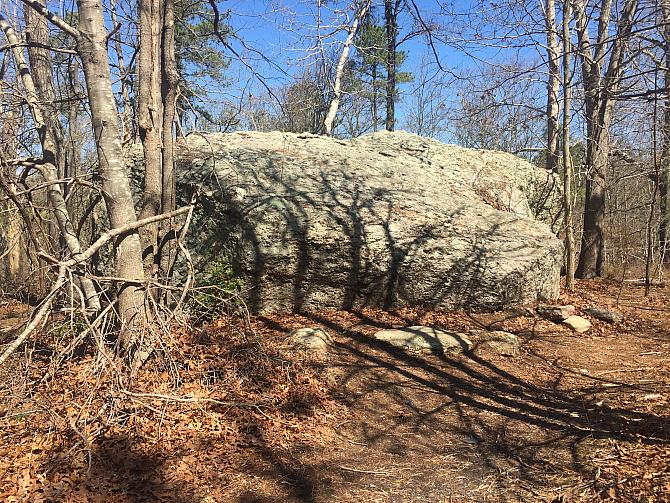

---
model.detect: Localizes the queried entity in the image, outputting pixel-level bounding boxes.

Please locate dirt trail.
[0,280,669,502]
[248,281,670,502]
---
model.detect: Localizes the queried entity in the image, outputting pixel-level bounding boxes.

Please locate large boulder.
[153,131,562,312]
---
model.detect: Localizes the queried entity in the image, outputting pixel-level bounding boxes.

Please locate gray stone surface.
[130,131,563,313]
[584,308,624,324]
[291,327,333,351]
[374,326,473,353]
[562,315,592,333]
[537,305,575,322]
[472,330,521,356]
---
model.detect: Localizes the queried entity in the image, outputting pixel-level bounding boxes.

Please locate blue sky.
[214,0,547,134]
[223,0,471,83]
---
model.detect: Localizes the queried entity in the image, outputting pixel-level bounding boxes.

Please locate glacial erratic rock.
[374,326,473,353]
[131,131,563,313]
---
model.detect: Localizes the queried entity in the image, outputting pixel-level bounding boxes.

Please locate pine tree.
[351,7,411,132]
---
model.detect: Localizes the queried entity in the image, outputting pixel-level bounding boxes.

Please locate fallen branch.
[337,466,389,475]
[595,368,652,376]
[118,389,267,409]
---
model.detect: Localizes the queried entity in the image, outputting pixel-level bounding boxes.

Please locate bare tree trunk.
[576,117,609,278]
[385,0,397,131]
[66,57,83,179]
[137,0,164,277]
[0,109,22,282]
[646,94,660,296]
[23,2,64,178]
[573,0,638,278]
[372,65,378,131]
[158,0,179,280]
[659,0,670,263]
[22,4,62,246]
[544,0,560,173]
[5,198,22,280]
[75,0,147,348]
[562,0,575,290]
[324,0,371,136]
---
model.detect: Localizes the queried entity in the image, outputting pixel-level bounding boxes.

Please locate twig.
[595,367,652,376]
[337,465,389,475]
[118,389,267,409]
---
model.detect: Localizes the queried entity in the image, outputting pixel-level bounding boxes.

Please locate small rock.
[537,304,575,322]
[374,326,472,354]
[584,307,624,324]
[562,315,592,333]
[291,327,333,352]
[475,330,521,356]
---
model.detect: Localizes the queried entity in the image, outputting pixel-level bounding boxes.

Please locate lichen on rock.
[130,130,563,313]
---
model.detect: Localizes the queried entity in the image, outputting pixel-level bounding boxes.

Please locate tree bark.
[110,0,133,143]
[23,2,61,249]
[572,0,638,278]
[544,0,560,173]
[75,0,146,347]
[23,2,64,178]
[562,0,575,290]
[372,65,378,131]
[66,57,83,180]
[158,0,179,280]
[324,0,371,136]
[659,0,670,262]
[1,11,100,310]
[0,109,22,282]
[137,0,164,277]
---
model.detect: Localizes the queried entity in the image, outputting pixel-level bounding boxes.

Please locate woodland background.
[1,1,670,501]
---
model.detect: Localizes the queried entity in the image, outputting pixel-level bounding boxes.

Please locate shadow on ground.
[252,308,670,501]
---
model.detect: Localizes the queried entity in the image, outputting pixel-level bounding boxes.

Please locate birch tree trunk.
[544,0,560,173]
[324,0,371,136]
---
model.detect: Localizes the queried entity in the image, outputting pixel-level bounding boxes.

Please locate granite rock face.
[133,131,563,313]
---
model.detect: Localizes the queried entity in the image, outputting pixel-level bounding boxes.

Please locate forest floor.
[0,278,669,502]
